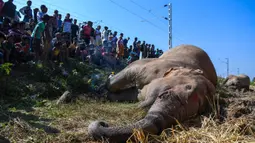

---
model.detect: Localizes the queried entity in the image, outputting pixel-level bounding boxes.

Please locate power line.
[129,0,167,25]
[109,0,186,46]
[127,1,186,44]
[108,0,166,33]
[144,3,169,15]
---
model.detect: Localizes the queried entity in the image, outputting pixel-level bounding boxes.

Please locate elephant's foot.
[107,87,139,102]
[138,96,157,109]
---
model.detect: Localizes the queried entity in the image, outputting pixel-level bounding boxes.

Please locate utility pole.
[226,58,229,77]
[168,3,172,49]
[219,58,229,77]
[237,68,240,75]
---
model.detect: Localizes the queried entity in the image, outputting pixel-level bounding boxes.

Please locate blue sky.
[14,0,255,79]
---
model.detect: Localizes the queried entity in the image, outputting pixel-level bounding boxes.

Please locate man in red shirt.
[82,21,92,46]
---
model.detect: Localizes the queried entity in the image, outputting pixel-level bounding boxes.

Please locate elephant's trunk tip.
[88,121,109,140]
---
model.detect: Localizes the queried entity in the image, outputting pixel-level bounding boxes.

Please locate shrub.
[66,70,90,93]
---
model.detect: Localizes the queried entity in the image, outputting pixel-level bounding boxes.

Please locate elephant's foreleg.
[138,95,158,109]
[107,59,155,92]
[138,84,157,109]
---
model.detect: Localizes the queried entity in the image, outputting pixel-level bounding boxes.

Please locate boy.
[30,14,50,61]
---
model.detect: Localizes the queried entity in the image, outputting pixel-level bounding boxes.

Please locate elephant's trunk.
[88,112,169,143]
[88,91,200,143]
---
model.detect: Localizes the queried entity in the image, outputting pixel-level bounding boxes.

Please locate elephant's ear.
[206,79,216,97]
[163,68,174,77]
[198,78,216,114]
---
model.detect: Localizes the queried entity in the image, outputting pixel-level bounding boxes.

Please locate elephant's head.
[226,77,239,86]
[223,75,241,89]
[148,67,216,117]
[88,67,216,143]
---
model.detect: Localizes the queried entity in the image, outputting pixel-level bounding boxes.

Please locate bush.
[40,82,65,99]
[0,63,13,76]
[217,76,226,85]
[66,70,90,93]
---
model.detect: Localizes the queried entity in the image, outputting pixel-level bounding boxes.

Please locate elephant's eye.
[185,85,192,90]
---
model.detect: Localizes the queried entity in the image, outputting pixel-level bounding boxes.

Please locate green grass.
[1,93,255,143]
[0,99,146,143]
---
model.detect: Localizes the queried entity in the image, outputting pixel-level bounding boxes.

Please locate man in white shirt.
[95,25,102,47]
[37,5,47,23]
[101,26,109,51]
[62,13,72,33]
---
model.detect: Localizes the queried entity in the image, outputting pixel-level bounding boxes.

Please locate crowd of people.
[0,0,164,68]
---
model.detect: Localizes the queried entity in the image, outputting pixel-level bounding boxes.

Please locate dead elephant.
[223,74,250,91]
[88,44,217,143]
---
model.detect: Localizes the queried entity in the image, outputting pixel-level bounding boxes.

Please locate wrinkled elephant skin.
[88,44,217,143]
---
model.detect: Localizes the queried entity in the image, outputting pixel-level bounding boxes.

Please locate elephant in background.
[223,74,250,91]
